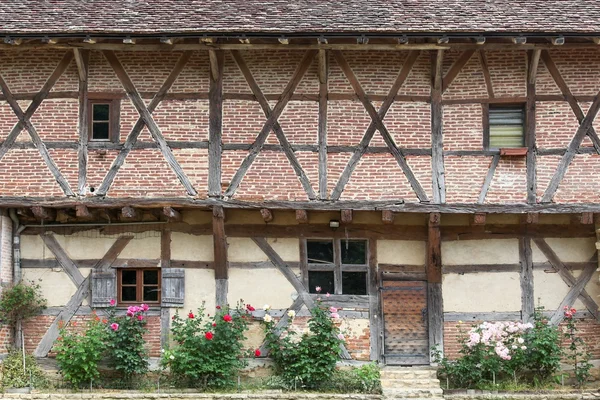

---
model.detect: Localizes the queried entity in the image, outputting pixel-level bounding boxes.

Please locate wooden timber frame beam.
[213,206,228,308]
[431,50,446,203]
[519,237,535,322]
[526,50,540,204]
[426,213,443,361]
[74,49,90,196]
[318,49,328,200]
[0,51,75,196]
[208,49,225,197]
[35,233,133,357]
[251,237,351,359]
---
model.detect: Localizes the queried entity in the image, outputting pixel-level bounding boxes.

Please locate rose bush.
[162,302,256,388]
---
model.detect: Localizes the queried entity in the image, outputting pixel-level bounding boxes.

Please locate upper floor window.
[89,99,120,142]
[304,239,368,295]
[485,104,525,150]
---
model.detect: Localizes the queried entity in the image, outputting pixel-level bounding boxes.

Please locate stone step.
[380,369,438,380]
[382,388,444,399]
[380,378,441,389]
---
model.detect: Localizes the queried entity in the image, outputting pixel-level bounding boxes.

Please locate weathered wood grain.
[208,50,225,197]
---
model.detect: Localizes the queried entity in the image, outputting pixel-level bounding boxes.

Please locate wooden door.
[381,280,429,365]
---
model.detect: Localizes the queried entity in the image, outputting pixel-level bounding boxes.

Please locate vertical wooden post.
[213,206,228,307]
[519,236,535,322]
[526,50,540,204]
[75,49,90,196]
[318,49,328,200]
[208,50,225,197]
[426,212,443,361]
[431,50,446,203]
[368,239,382,362]
[160,229,171,348]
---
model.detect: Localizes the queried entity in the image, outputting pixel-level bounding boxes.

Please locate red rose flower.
[212,323,216,327]
[254,349,261,357]
[188,312,195,319]
[246,304,256,312]
[205,331,214,340]
[216,305,221,309]
[223,314,232,322]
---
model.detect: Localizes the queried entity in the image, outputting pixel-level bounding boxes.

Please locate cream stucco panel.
[531,238,596,263]
[182,269,216,313]
[118,236,161,259]
[443,272,521,312]
[377,240,426,265]
[21,235,54,259]
[227,238,299,262]
[22,268,92,307]
[44,234,161,260]
[442,239,519,265]
[227,267,297,309]
[171,233,213,261]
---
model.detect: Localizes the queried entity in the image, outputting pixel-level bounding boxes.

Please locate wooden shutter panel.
[91,269,117,308]
[162,268,185,307]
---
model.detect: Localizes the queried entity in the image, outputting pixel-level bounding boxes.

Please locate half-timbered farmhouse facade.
[0,1,599,365]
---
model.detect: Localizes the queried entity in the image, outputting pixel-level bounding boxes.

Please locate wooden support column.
[368,239,383,361]
[75,49,90,196]
[318,49,328,199]
[431,50,446,203]
[213,206,228,307]
[426,213,443,361]
[208,50,224,197]
[519,237,535,322]
[526,50,540,204]
[160,229,171,348]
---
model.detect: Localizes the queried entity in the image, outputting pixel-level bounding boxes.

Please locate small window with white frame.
[485,104,525,149]
[303,239,368,295]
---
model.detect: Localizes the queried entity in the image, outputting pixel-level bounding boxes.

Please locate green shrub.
[324,364,381,393]
[162,302,254,388]
[0,282,46,326]
[0,351,49,389]
[105,304,150,379]
[262,293,345,389]
[54,315,108,387]
[563,306,592,387]
[523,307,561,381]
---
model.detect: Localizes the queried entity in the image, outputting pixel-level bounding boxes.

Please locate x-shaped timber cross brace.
[532,238,599,325]
[224,50,318,198]
[0,52,75,196]
[100,51,197,196]
[251,237,351,359]
[34,233,133,357]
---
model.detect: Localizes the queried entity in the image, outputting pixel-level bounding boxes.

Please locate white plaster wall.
[227,267,298,309]
[181,269,216,313]
[442,239,519,265]
[22,267,92,307]
[531,237,596,263]
[443,272,521,312]
[533,270,585,311]
[21,234,161,260]
[227,238,299,262]
[171,233,213,261]
[377,240,426,265]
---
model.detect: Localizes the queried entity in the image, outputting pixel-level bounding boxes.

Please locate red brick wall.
[443,319,600,360]
[0,48,599,201]
[23,314,162,357]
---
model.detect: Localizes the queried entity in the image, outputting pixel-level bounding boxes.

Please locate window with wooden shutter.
[117,268,161,305]
[91,269,117,308]
[487,105,525,149]
[161,268,185,307]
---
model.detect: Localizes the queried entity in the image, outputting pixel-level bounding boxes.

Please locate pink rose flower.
[141,304,149,312]
[329,307,338,313]
[109,299,116,306]
[110,323,119,331]
[137,314,144,321]
[331,313,340,319]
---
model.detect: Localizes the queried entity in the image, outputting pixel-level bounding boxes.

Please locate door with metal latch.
[381,279,429,365]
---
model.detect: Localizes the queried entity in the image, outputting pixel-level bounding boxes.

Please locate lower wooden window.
[117,268,161,305]
[303,239,368,295]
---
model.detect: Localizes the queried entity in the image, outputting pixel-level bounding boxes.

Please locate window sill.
[500,147,528,156]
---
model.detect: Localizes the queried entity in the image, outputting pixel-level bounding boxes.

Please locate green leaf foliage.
[0,282,46,325]
[0,350,49,389]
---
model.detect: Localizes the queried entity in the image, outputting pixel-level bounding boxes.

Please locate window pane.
[122,270,137,285]
[92,122,110,140]
[307,240,334,264]
[122,286,136,302]
[341,240,367,264]
[342,272,367,295]
[143,286,159,302]
[144,270,159,285]
[308,271,334,294]
[489,106,524,148]
[93,104,110,121]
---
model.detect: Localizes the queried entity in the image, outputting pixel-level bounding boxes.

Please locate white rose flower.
[169,355,175,360]
[263,304,271,310]
[263,314,273,323]
[287,310,296,318]
[517,337,525,344]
